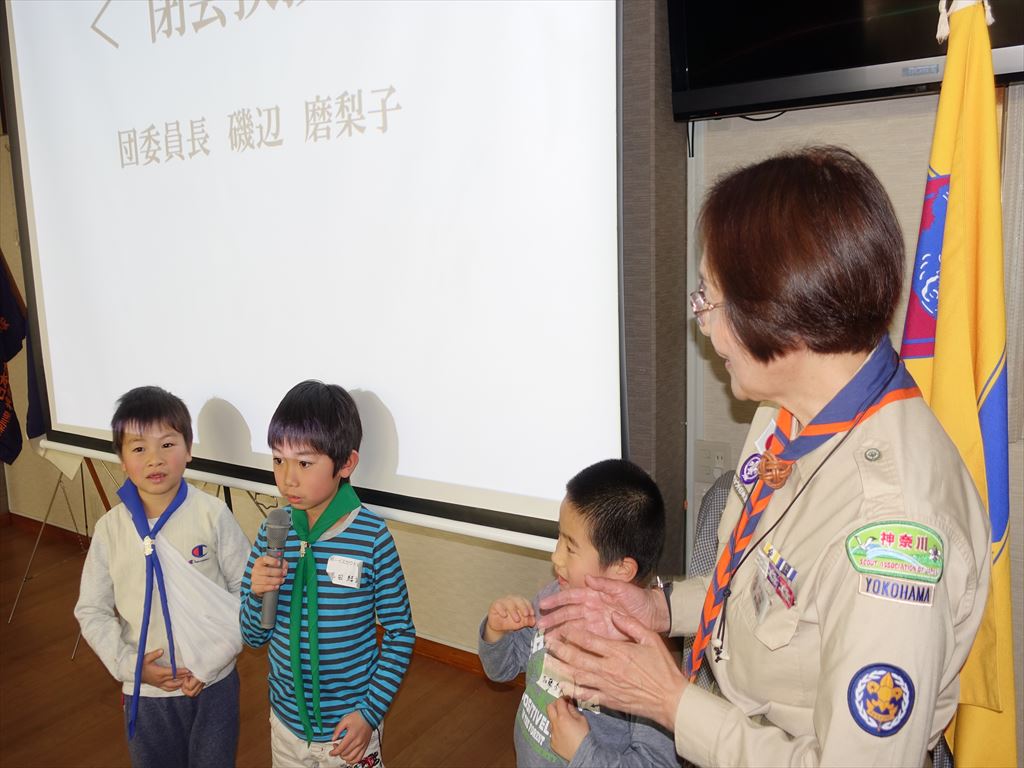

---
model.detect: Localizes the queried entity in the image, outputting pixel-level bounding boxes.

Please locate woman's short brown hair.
[698,145,903,362]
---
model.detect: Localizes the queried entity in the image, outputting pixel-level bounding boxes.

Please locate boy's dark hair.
[111,386,193,455]
[565,459,665,584]
[268,380,362,475]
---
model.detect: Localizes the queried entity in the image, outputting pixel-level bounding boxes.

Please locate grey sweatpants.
[124,668,240,768]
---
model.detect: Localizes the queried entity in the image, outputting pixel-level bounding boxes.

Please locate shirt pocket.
[753,599,800,650]
[732,573,808,707]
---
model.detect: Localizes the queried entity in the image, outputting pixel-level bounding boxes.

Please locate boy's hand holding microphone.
[252,508,291,629]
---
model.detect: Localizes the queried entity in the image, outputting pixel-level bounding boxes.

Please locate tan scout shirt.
[669,397,990,767]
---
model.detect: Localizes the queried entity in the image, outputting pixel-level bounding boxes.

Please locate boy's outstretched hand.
[139,648,191,692]
[484,595,536,642]
[250,555,288,598]
[330,710,371,764]
[547,697,589,761]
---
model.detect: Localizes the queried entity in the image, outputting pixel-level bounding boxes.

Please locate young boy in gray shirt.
[479,459,677,768]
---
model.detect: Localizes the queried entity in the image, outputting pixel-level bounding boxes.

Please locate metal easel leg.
[71,458,110,660]
[58,474,88,552]
[69,471,89,659]
[7,475,63,624]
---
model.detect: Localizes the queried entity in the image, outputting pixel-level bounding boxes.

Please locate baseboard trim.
[409,634,524,688]
[413,635,484,675]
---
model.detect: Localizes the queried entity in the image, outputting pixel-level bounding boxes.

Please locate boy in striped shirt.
[241,380,415,767]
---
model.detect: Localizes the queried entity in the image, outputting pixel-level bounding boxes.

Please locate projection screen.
[2,0,621,547]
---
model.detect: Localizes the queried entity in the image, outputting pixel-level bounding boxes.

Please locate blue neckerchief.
[767,335,918,462]
[117,478,189,739]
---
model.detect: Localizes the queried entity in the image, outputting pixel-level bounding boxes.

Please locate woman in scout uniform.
[535,146,991,767]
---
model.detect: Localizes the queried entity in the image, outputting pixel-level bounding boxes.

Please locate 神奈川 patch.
[848,663,915,736]
[845,521,943,584]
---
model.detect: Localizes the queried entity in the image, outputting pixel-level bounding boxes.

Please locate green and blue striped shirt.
[240,506,415,740]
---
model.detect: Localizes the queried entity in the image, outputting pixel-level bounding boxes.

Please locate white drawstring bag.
[155,536,243,683]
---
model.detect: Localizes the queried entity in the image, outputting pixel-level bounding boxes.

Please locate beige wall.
[688,92,1024,760]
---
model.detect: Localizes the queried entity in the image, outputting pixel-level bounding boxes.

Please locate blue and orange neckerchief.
[685,336,920,680]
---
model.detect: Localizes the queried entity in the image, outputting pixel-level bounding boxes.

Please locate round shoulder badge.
[739,453,761,485]
[848,663,914,737]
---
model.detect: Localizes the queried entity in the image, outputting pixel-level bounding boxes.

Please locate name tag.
[537,632,565,697]
[326,555,363,588]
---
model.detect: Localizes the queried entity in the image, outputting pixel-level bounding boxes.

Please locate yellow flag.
[899,4,1016,766]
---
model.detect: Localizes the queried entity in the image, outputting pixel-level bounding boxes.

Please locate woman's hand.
[544,611,687,732]
[538,574,670,641]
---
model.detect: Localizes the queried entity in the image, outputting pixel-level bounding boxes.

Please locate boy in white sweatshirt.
[75,386,251,768]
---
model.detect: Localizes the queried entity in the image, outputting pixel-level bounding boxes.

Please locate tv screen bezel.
[668,2,1024,122]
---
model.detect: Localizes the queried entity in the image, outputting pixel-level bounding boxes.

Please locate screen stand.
[7,466,90,624]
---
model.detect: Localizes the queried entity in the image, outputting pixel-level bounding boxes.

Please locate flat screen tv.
[668,0,1024,121]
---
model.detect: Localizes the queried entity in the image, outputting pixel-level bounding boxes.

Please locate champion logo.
[190,544,209,562]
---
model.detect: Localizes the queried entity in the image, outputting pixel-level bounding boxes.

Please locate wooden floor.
[0,517,522,768]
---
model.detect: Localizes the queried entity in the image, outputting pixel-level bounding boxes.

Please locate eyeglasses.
[689,281,725,327]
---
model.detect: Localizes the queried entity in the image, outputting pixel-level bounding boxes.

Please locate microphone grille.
[264,506,292,548]
[266,506,291,527]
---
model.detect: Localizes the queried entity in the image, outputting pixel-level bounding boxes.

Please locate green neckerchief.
[289,482,361,744]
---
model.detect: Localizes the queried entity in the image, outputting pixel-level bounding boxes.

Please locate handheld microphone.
[260,507,292,629]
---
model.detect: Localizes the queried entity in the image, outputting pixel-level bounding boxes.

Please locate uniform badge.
[759,541,797,607]
[848,663,914,736]
[731,473,751,504]
[859,575,934,606]
[739,453,761,485]
[845,521,943,584]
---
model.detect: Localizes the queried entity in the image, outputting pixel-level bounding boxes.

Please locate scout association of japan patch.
[845,521,944,584]
[848,663,915,736]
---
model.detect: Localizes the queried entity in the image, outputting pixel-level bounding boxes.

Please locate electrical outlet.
[695,440,732,485]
